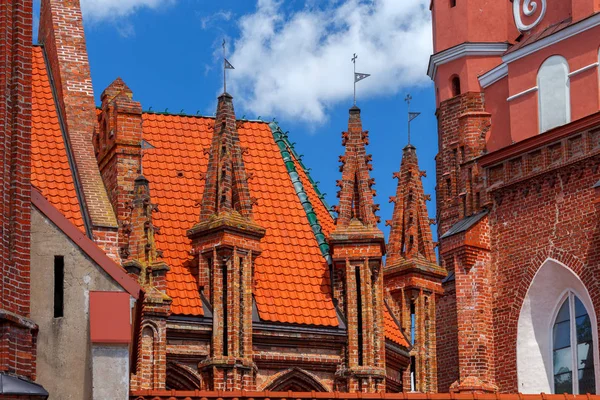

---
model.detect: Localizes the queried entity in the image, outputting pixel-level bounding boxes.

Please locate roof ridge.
[269,122,331,262]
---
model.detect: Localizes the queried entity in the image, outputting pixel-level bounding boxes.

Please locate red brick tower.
[329,106,386,393]
[385,144,445,393]
[187,92,265,391]
[430,0,504,393]
[0,0,41,391]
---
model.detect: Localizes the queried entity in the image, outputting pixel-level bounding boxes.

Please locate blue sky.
[34,0,438,241]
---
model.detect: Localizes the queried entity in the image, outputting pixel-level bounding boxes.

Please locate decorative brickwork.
[95,78,143,258]
[329,107,386,393]
[385,145,445,393]
[125,176,171,391]
[187,93,265,391]
[38,0,118,239]
[0,0,39,386]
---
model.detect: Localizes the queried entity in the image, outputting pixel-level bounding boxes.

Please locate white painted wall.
[517,259,599,393]
[538,56,571,133]
[92,345,130,400]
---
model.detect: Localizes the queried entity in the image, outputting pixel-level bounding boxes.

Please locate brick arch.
[165,362,201,390]
[262,368,329,392]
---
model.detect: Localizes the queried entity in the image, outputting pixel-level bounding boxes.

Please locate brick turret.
[0,0,41,388]
[126,175,171,391]
[94,78,144,258]
[187,92,265,391]
[384,145,445,393]
[329,106,386,393]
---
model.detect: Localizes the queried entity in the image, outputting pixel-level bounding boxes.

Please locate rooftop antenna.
[223,39,235,94]
[405,94,421,145]
[352,53,370,106]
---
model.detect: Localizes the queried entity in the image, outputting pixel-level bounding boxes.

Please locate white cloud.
[200,10,233,30]
[229,0,433,123]
[80,0,173,21]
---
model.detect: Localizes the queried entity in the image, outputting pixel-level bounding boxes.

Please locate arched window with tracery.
[553,292,596,394]
[538,56,570,133]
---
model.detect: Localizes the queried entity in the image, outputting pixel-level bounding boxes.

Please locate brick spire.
[188,93,264,391]
[329,107,386,393]
[333,106,380,229]
[384,145,445,393]
[386,144,436,266]
[198,92,254,222]
[125,175,171,391]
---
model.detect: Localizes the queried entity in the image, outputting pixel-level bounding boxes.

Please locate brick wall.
[0,0,38,381]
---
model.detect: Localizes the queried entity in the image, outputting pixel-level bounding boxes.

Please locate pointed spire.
[333,106,380,229]
[197,93,255,222]
[122,175,169,288]
[386,145,436,266]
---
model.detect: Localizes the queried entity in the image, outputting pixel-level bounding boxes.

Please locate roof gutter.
[39,44,94,238]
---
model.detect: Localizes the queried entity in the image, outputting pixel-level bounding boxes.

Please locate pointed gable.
[386,145,436,266]
[333,106,380,231]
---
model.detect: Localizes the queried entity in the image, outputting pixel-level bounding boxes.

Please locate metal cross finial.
[222,39,235,94]
[352,53,370,106]
[405,93,420,145]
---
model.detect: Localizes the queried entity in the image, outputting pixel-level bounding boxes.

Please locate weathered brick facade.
[0,0,38,389]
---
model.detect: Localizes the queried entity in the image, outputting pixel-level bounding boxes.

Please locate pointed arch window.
[538,56,570,133]
[553,292,596,394]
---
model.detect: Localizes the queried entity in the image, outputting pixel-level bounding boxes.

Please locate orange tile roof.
[141,114,338,326]
[384,304,409,348]
[30,46,85,231]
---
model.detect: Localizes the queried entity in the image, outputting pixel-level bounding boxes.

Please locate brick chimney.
[329,106,386,393]
[187,92,265,391]
[0,0,41,386]
[384,144,446,393]
[38,0,119,260]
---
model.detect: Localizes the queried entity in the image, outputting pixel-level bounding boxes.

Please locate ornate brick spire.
[197,92,255,223]
[329,107,386,393]
[386,144,436,266]
[188,93,264,391]
[125,175,171,391]
[384,144,445,393]
[333,106,380,230]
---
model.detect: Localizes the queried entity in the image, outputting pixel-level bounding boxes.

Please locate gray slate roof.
[440,210,488,239]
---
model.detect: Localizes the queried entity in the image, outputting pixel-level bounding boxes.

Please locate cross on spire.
[352,53,370,106]
[405,93,420,145]
[223,39,235,94]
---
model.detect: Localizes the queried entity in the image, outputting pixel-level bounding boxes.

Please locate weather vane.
[405,94,420,145]
[223,39,235,94]
[352,53,370,106]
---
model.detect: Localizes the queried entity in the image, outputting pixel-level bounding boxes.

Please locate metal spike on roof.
[180,109,184,114]
[149,106,153,111]
[164,108,168,113]
[196,110,200,115]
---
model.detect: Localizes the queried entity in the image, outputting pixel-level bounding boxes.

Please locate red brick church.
[0,0,599,399]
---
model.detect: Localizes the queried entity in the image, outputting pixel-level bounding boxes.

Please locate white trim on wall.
[507,86,538,102]
[568,62,599,78]
[427,42,510,80]
[503,13,600,64]
[479,63,509,88]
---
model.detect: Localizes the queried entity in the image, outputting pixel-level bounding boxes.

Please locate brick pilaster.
[330,107,386,393]
[188,92,265,391]
[0,0,40,384]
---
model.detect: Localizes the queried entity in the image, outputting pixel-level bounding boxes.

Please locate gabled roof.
[31,46,84,231]
[140,113,338,326]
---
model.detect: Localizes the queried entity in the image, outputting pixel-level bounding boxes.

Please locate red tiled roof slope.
[30,46,85,231]
[141,114,338,326]
[384,305,409,347]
